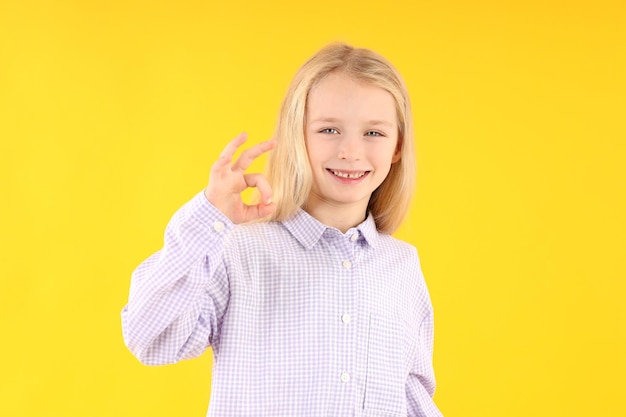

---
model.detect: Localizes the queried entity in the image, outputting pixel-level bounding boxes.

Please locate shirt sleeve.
[121,191,234,365]
[406,310,444,416]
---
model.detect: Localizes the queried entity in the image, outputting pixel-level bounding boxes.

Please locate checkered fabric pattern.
[122,192,442,417]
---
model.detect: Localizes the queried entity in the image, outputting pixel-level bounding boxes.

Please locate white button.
[342,260,352,269]
[350,233,358,242]
[213,221,225,232]
[341,314,352,324]
[340,372,350,383]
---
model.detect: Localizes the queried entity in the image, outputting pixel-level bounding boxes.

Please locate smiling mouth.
[328,169,368,179]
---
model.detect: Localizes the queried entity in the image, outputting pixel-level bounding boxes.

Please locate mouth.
[327,169,369,179]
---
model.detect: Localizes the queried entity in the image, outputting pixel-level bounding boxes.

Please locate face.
[305,72,400,218]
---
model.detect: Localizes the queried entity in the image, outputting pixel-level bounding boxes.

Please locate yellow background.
[1,0,624,416]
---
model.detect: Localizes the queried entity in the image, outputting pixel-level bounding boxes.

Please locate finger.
[214,132,248,168]
[242,201,277,223]
[244,173,273,205]
[232,139,276,172]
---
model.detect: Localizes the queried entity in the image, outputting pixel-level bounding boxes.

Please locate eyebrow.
[308,117,395,127]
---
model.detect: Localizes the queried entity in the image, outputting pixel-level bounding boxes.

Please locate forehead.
[306,72,397,125]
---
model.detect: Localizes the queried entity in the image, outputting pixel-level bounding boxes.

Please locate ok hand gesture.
[204,133,276,224]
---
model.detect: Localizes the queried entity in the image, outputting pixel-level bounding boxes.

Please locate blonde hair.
[265,42,416,234]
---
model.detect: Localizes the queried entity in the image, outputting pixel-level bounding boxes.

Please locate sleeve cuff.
[187,190,235,235]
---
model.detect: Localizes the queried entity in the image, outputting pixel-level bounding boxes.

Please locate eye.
[364,131,384,137]
[320,128,339,134]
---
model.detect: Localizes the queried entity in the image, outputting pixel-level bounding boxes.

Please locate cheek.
[376,143,400,164]
[306,142,331,165]
[305,146,318,166]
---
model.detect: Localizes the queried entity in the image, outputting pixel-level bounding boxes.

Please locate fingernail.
[266,198,272,205]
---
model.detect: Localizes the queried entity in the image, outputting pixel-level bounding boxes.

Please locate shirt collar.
[281,209,381,249]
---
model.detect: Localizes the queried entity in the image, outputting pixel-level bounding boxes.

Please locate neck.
[304,199,368,233]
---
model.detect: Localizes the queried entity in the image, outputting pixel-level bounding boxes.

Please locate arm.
[121,133,276,365]
[406,310,443,416]
[121,193,233,365]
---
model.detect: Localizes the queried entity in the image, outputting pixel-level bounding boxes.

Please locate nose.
[337,134,362,161]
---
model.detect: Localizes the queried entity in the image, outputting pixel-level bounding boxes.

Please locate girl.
[122,43,442,417]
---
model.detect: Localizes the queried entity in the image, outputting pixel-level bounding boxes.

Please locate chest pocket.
[363,313,410,416]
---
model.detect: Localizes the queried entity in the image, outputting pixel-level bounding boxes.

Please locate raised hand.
[204,133,276,224]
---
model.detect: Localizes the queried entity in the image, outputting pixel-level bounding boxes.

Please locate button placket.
[330,235,356,393]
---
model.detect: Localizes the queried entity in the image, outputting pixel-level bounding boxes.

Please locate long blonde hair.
[265,42,416,234]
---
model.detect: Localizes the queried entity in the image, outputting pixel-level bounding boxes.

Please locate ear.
[391,140,402,163]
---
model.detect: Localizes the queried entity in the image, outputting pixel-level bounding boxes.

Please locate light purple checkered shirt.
[122,192,442,417]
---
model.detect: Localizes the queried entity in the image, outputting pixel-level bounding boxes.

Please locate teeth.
[331,170,365,179]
